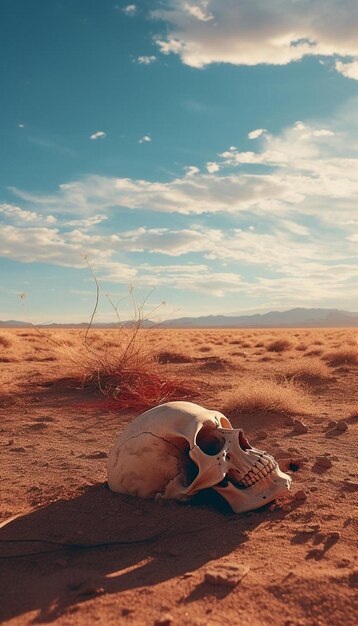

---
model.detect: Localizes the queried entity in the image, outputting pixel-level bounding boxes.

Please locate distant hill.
[1,307,358,329]
[160,308,358,328]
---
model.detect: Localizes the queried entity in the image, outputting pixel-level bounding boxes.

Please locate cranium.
[107,401,292,513]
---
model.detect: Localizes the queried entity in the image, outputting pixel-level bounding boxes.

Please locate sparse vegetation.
[266,338,293,352]
[323,346,358,367]
[275,358,331,384]
[0,334,11,348]
[223,376,312,415]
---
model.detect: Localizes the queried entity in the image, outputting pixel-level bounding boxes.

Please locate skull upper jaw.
[213,466,292,513]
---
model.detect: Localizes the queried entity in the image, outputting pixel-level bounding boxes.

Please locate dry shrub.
[0,334,11,348]
[266,338,292,353]
[223,376,311,415]
[275,358,331,384]
[156,350,193,364]
[198,357,235,372]
[296,343,307,352]
[323,346,358,367]
[304,349,323,357]
[56,326,197,409]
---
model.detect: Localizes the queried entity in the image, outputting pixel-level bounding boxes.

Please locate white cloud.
[8,113,358,227]
[122,4,137,16]
[183,2,213,22]
[138,135,152,143]
[184,165,200,176]
[136,55,157,64]
[18,123,25,128]
[335,59,358,80]
[65,215,108,227]
[206,161,220,173]
[90,131,107,140]
[153,0,358,77]
[248,128,266,139]
[3,102,357,306]
[0,203,56,224]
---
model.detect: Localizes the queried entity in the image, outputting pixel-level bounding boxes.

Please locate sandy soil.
[0,327,357,626]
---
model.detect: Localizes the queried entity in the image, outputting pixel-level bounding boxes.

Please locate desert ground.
[0,326,357,626]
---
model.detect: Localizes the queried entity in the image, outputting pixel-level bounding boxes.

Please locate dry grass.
[156,350,193,364]
[0,334,11,348]
[275,358,331,384]
[223,376,312,415]
[322,346,358,367]
[266,338,293,353]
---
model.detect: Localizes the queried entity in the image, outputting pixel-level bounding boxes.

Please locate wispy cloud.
[138,135,151,143]
[90,131,107,140]
[122,4,137,16]
[2,102,357,307]
[136,55,157,65]
[153,0,358,78]
[248,128,266,140]
[9,112,358,226]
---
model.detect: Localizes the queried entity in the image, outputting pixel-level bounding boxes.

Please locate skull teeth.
[237,459,276,488]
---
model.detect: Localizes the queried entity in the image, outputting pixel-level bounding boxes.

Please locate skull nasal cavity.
[196,425,225,455]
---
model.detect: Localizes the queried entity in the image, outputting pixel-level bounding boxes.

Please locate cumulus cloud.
[3,102,357,305]
[206,161,220,173]
[90,131,107,140]
[8,113,358,230]
[335,59,358,80]
[0,203,56,224]
[153,0,358,77]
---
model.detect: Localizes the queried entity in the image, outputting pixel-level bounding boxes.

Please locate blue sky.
[1,0,357,322]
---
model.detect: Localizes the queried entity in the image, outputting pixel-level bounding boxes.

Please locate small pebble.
[336,420,348,432]
[294,490,307,501]
[155,614,173,626]
[205,562,249,587]
[327,420,338,429]
[293,420,308,434]
[328,531,341,541]
[316,456,333,468]
[121,608,134,617]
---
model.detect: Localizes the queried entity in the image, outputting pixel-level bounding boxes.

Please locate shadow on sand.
[0,483,268,623]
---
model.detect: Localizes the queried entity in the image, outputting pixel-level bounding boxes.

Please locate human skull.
[107,401,292,513]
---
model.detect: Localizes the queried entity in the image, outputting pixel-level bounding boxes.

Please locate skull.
[107,401,292,513]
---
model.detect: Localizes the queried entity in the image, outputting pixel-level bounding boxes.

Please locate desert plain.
[0,326,357,626]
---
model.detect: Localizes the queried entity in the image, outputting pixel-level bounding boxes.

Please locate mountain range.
[1,308,358,328]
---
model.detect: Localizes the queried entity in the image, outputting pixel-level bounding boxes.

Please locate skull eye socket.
[196,424,225,456]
